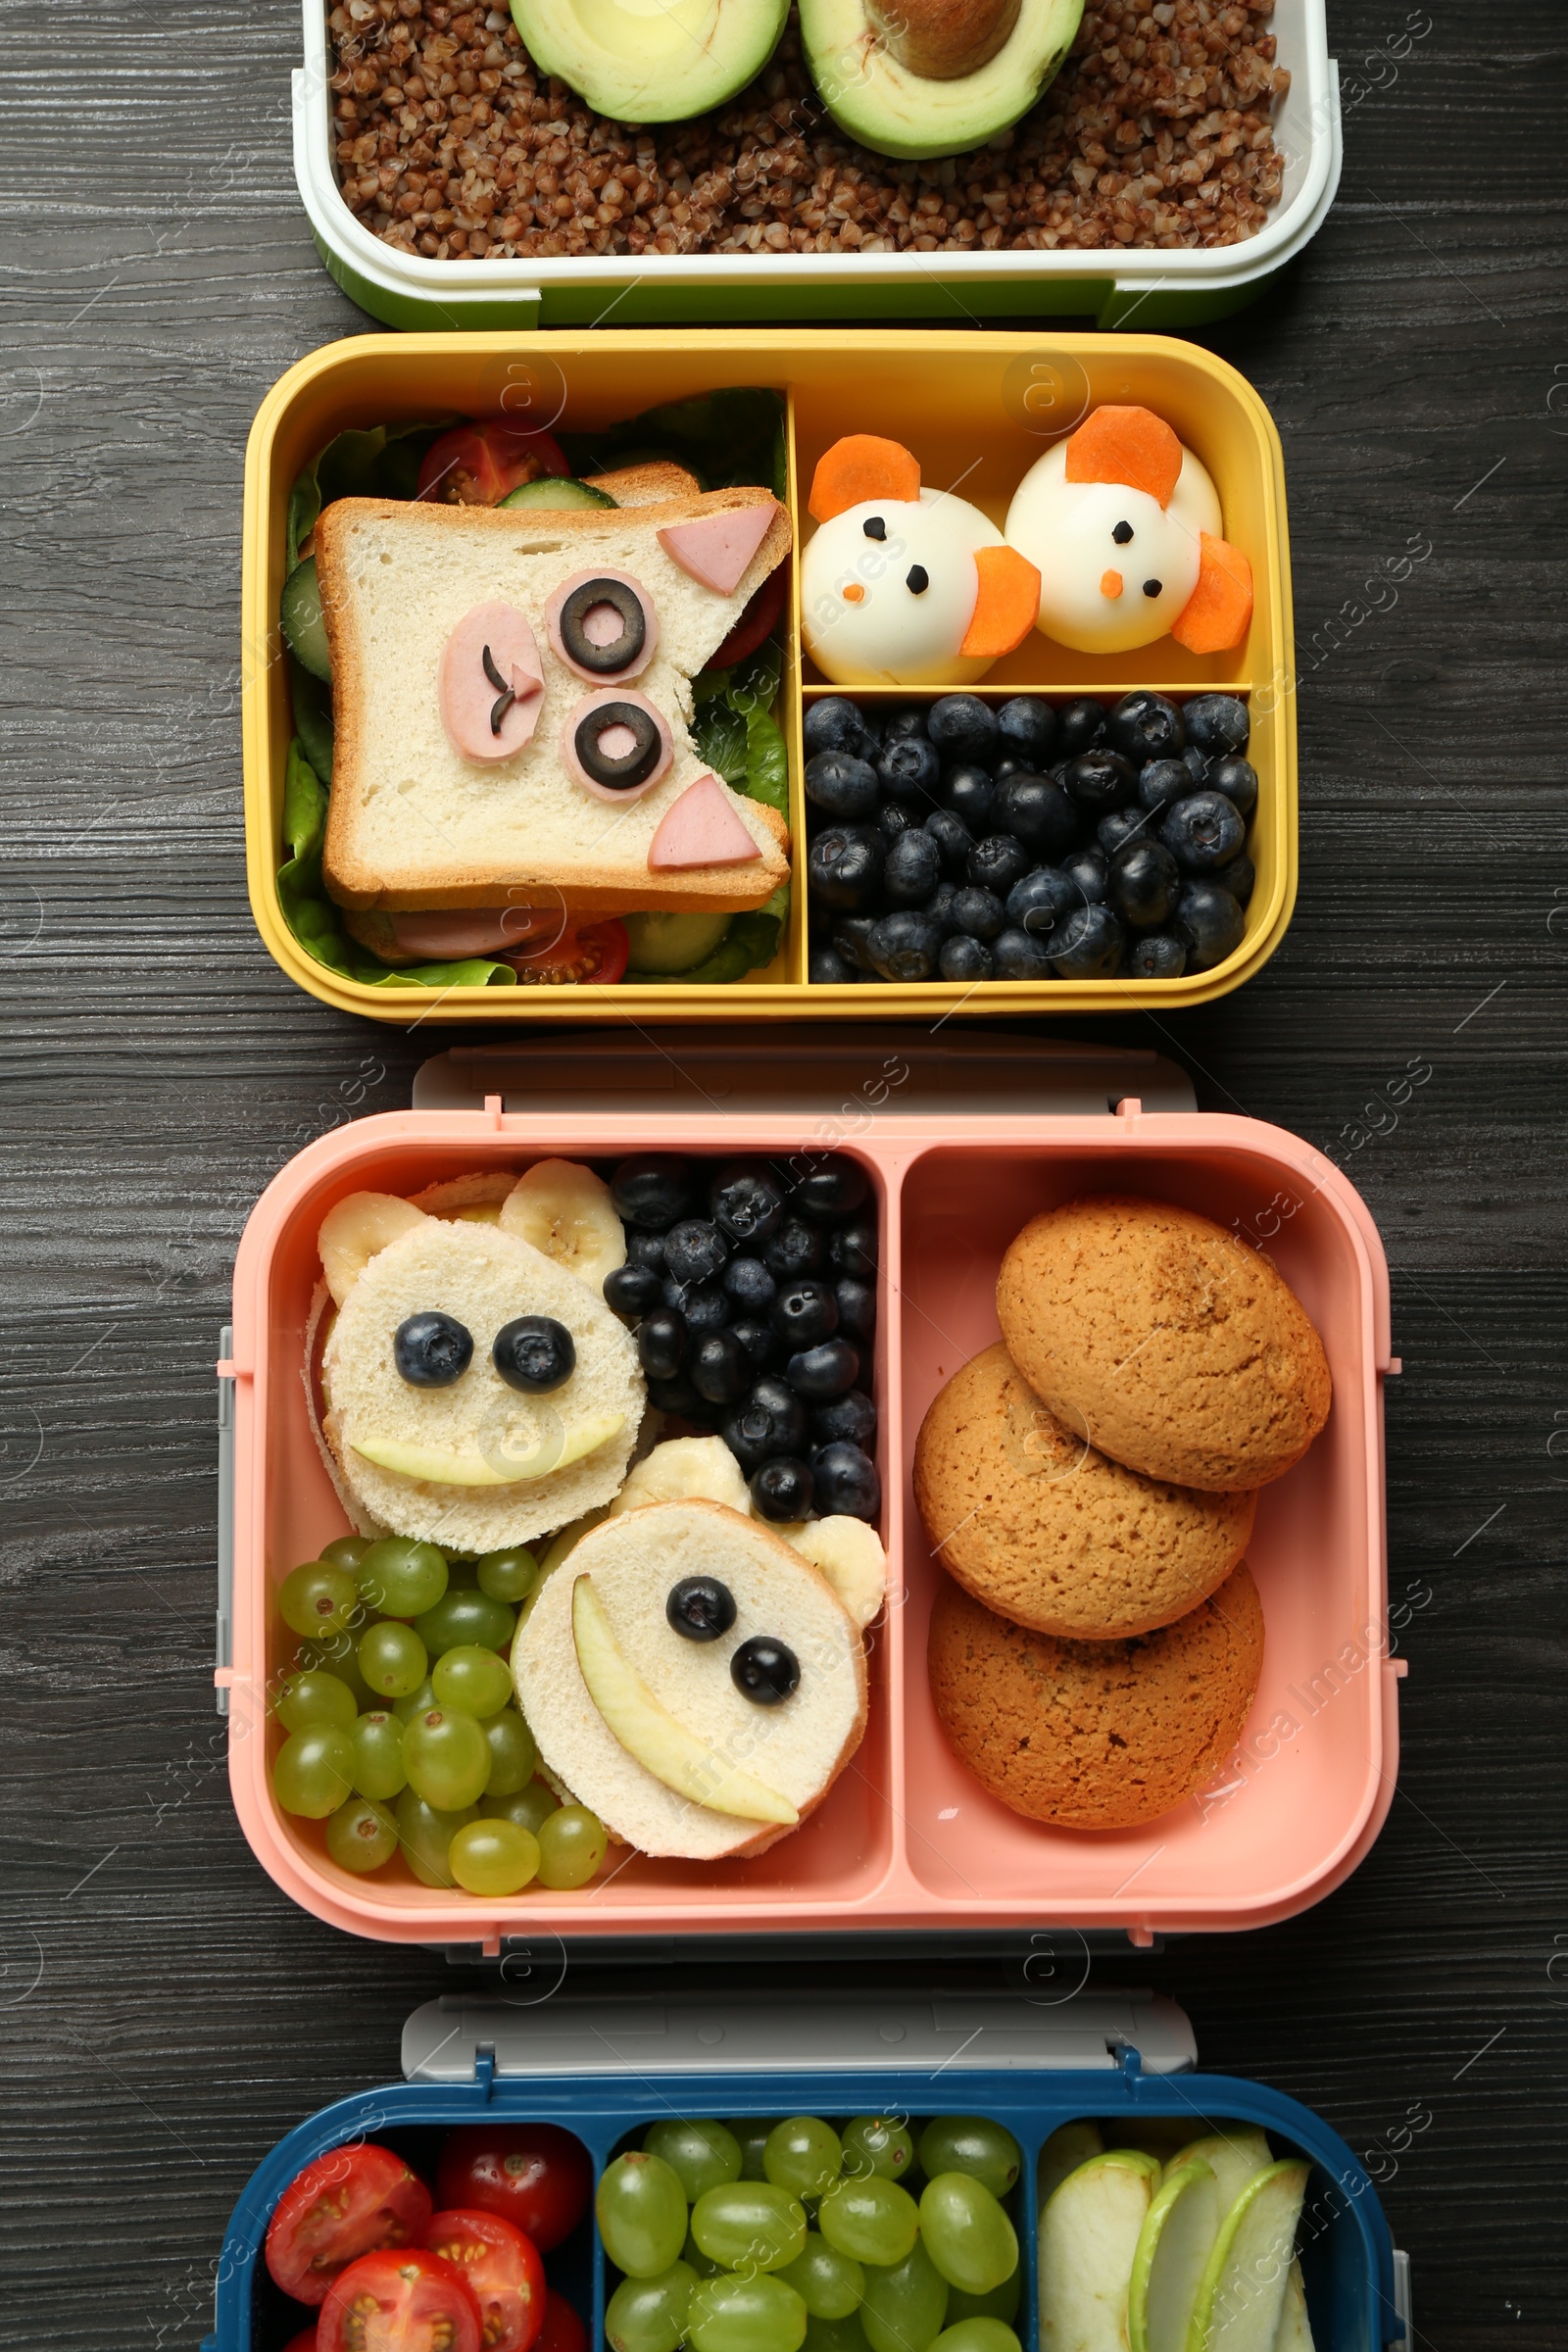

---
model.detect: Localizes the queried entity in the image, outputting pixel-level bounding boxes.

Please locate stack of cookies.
[915,1195,1332,1831]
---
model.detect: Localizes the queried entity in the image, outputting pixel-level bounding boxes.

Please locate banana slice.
[609,1435,751,1519]
[500,1160,625,1295]
[783,1516,888,1629]
[318,1192,428,1307]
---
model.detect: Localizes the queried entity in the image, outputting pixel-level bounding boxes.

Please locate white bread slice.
[514,1499,867,1860]
[316,491,792,915]
[590,461,701,506]
[320,1217,643,1549]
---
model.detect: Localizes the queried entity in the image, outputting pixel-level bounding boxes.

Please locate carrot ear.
[808,435,921,523]
[1064,406,1184,509]
[960,545,1040,659]
[1171,532,1253,654]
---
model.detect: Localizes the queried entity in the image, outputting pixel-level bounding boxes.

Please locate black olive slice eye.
[1113,520,1134,545]
[394,1311,474,1388]
[1143,578,1163,598]
[862,516,887,542]
[559,575,648,675]
[730,1635,801,1705]
[666,1576,738,1642]
[492,1315,576,1394]
[906,565,929,595]
[575,701,662,791]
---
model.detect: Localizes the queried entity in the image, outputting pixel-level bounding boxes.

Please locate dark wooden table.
[2,4,1564,2345]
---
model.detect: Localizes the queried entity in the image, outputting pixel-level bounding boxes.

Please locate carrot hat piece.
[1172,532,1254,654]
[1064,406,1185,509]
[808,434,921,523]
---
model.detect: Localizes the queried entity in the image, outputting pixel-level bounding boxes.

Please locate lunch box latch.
[216,1326,235,1718]
[1390,2246,1413,2347]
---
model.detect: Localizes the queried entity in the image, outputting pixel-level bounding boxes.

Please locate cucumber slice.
[499,475,616,511]
[280,557,331,681]
[622,909,732,973]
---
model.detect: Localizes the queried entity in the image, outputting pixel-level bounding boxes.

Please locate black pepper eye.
[492,1315,575,1393]
[394,1311,474,1388]
[666,1577,737,1642]
[1143,579,1163,598]
[862,516,887,541]
[906,565,929,595]
[1113,520,1134,545]
[731,1636,800,1705]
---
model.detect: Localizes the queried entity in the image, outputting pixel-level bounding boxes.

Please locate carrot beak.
[842,582,865,605]
[1101,568,1124,600]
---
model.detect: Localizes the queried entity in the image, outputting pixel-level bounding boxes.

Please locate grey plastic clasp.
[1390,2248,1412,2348]
[216,1324,235,1718]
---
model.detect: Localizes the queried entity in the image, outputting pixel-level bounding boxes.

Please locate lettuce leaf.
[286,419,450,569]
[563,388,786,500]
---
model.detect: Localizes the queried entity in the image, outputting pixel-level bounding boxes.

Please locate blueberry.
[1172,880,1246,970]
[967,833,1033,898]
[942,763,994,832]
[928,694,999,765]
[710,1162,785,1247]
[951,884,1005,941]
[1107,689,1185,765]
[729,1317,779,1375]
[881,706,928,744]
[647,1373,702,1417]
[642,1311,692,1386]
[1207,755,1258,816]
[1161,792,1246,873]
[1062,846,1109,906]
[1006,865,1078,936]
[808,825,885,913]
[603,1262,664,1319]
[1127,932,1188,978]
[394,1310,473,1388]
[1182,693,1250,759]
[832,915,879,972]
[804,695,879,762]
[940,935,993,981]
[724,1375,808,1468]
[924,881,959,936]
[812,1442,881,1522]
[663,1218,729,1287]
[763,1214,826,1279]
[792,1159,869,1219]
[676,1282,731,1336]
[627,1230,666,1270]
[611,1154,694,1231]
[875,803,913,844]
[924,808,974,882]
[813,1388,877,1450]
[1182,745,1209,788]
[883,829,943,906]
[877,732,943,806]
[690,1329,751,1406]
[991,926,1053,980]
[868,909,942,981]
[730,1628,803,1695]
[829,1217,877,1277]
[749,1462,813,1528]
[991,756,1025,781]
[666,1576,737,1642]
[1216,850,1255,906]
[1137,758,1190,814]
[786,1339,860,1397]
[1049,904,1125,978]
[805,748,878,820]
[723,1255,777,1312]
[1063,749,1137,814]
[809,941,858,985]
[1057,696,1107,756]
[770,1277,840,1348]
[997,694,1059,766]
[1098,808,1152,858]
[991,771,1078,859]
[835,1275,875,1342]
[492,1314,575,1394]
[1108,839,1180,929]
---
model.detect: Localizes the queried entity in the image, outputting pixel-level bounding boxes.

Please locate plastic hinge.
[1116,2041,1144,2080]
[215,1325,235,1718]
[1390,2248,1412,2348]
[475,2046,496,2096]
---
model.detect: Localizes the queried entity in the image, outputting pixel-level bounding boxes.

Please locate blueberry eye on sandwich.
[731,1635,800,1705]
[666,1576,737,1642]
[394,1311,474,1387]
[492,1314,576,1394]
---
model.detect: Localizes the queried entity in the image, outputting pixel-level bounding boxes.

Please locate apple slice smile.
[352,1411,624,1487]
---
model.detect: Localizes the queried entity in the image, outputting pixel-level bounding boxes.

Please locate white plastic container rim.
[293,0,1343,320]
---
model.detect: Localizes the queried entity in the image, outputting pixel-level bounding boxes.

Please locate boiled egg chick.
[1006,436,1223,656]
[803,487,1007,686]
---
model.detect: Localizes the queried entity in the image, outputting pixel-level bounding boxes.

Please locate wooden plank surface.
[1,3,1565,2345]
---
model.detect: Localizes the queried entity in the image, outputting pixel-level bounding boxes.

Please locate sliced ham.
[659,502,778,597]
[647,773,763,870]
[438,602,544,763]
[387,906,565,959]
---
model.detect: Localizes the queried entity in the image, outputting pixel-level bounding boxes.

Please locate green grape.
[765,2117,843,2201]
[682,2230,722,2279]
[477,1544,539,1603]
[415,1587,515,1657]
[804,2315,870,2352]
[842,2119,916,2185]
[536,1803,608,1889]
[726,2121,774,2182]
[395,1786,477,1886]
[350,1710,409,1801]
[403,1706,492,1810]
[272,1725,355,1818]
[357,1536,449,1618]
[915,2122,1021,2202]
[449,1817,540,1895]
[278,1559,360,1639]
[859,2240,948,2352]
[687,2273,807,2352]
[482,1779,557,1835]
[943,2276,1020,2328]
[359,1619,429,1699]
[780,2233,864,2321]
[605,2261,698,2352]
[392,1675,438,1725]
[325,1795,398,1873]
[319,1534,371,1575]
[481,1709,537,1796]
[692,2181,807,2274]
[644,2120,744,2204]
[916,2180,1016,2297]
[818,2178,919,2270]
[596,2151,690,2278]
[929,2324,1019,2352]
[297,1634,377,1715]
[433,1642,514,1719]
[275,1669,358,1735]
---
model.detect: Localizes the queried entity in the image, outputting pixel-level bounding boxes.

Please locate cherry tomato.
[710,562,787,669]
[423,2208,546,2352]
[266,2143,434,2307]
[435,2125,593,2252]
[417,422,569,507]
[318,2247,481,2352]
[533,2289,589,2352]
[282,2332,319,2352]
[505,918,629,988]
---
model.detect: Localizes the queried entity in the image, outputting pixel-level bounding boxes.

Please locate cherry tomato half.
[423,2208,546,2352]
[504,918,628,988]
[417,421,569,507]
[281,2331,319,2352]
[318,2247,481,2352]
[533,2289,589,2352]
[266,2143,434,2308]
[709,561,787,669]
[434,2125,593,2252]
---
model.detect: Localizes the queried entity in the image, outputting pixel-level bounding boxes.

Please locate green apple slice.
[1166,2130,1272,2214]
[353,1412,623,1486]
[571,1575,799,1826]
[1039,2149,1160,2352]
[1037,2119,1104,2213]
[1186,2161,1310,2352]
[1271,2262,1313,2351]
[1128,2159,1221,2352]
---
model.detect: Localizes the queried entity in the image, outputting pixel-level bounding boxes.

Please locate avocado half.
[512,0,788,122]
[800,0,1084,161]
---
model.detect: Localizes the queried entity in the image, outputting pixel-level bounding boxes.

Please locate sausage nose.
[1100,568,1124,600]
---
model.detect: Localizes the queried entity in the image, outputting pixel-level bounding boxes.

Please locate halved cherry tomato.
[709,560,788,669]
[533,2290,588,2352]
[318,2247,481,2352]
[422,2209,546,2352]
[417,422,570,507]
[504,918,629,988]
[434,2126,593,2252]
[282,2331,319,2352]
[266,2143,433,2307]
